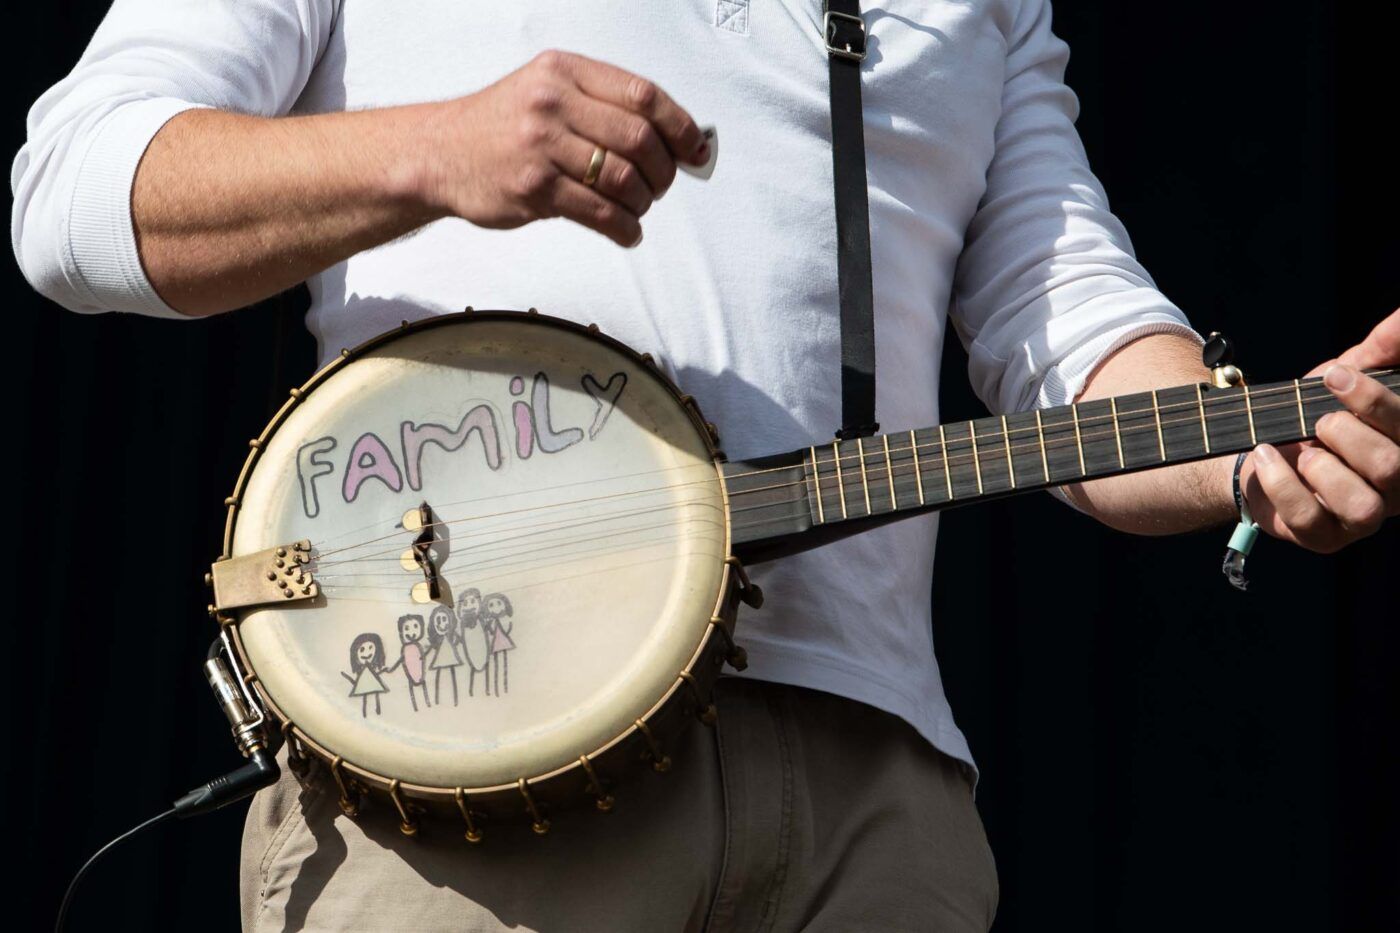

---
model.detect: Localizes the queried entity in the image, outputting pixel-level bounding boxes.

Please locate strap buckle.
[835,422,879,441]
[823,11,867,62]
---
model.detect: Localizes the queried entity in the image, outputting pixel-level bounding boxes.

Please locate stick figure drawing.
[425,604,464,707]
[483,593,516,696]
[455,588,491,697]
[386,614,431,712]
[341,632,389,718]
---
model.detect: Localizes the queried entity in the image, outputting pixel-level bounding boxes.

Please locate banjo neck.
[726,368,1400,564]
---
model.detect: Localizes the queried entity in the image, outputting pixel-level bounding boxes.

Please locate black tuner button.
[1202,331,1234,370]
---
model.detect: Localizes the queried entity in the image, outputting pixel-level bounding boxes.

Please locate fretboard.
[724,369,1400,560]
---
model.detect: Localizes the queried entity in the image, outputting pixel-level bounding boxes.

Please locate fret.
[809,447,825,524]
[1251,380,1315,446]
[893,430,925,507]
[1109,398,1125,469]
[1195,383,1210,453]
[1040,405,1083,485]
[1034,410,1050,482]
[885,432,912,510]
[909,429,926,506]
[943,422,981,499]
[1200,386,1253,451]
[1242,384,1257,446]
[882,435,897,508]
[938,424,954,500]
[970,415,1013,494]
[832,439,848,519]
[1108,389,1164,467]
[966,421,984,495]
[1002,411,1046,492]
[1156,384,1210,461]
[1299,376,1345,435]
[855,438,872,515]
[1150,389,1166,461]
[1293,379,1307,434]
[1073,399,1122,476]
[1070,403,1086,476]
[1001,415,1017,488]
[910,427,951,505]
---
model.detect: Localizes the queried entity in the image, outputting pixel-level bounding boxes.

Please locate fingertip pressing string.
[1222,450,1260,591]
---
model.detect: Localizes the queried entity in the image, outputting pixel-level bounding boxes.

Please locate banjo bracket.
[209,540,319,613]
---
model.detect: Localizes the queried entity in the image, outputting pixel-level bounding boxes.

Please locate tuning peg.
[1203,331,1244,388]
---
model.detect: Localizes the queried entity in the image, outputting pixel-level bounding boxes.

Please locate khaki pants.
[241,679,999,932]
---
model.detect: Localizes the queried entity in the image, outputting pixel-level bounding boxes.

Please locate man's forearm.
[133,106,443,316]
[1060,333,1236,534]
[130,53,709,317]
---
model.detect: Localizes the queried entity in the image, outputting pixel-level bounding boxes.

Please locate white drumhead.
[232,317,726,788]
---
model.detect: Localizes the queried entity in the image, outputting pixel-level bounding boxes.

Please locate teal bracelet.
[1221,451,1260,590]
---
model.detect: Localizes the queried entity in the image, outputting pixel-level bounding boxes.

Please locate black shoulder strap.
[823,0,878,440]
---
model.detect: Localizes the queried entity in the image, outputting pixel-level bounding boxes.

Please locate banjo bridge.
[403,502,444,604]
[210,540,319,612]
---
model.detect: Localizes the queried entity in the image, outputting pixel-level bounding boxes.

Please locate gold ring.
[582,145,606,187]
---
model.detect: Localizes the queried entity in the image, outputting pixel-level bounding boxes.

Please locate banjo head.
[224,313,730,803]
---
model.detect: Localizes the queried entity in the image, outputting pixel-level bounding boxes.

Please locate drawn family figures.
[341,633,389,718]
[483,593,516,696]
[386,614,431,712]
[456,589,492,696]
[426,605,465,706]
[339,591,518,716]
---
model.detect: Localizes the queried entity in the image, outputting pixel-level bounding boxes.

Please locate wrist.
[1234,451,1259,521]
[1207,452,1246,526]
[379,101,454,221]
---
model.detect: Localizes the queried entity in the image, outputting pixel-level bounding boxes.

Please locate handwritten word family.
[296,370,627,519]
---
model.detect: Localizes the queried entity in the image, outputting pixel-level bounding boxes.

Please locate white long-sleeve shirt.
[12,0,1196,771]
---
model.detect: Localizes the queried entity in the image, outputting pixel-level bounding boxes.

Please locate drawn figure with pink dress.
[455,588,491,697]
[482,593,516,696]
[340,633,389,718]
[385,614,430,712]
[425,604,464,707]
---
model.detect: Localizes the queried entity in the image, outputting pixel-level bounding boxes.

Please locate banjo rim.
[212,309,746,834]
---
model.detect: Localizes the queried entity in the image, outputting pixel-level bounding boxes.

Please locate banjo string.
[316,547,723,605]
[308,373,1358,556]
[313,491,802,575]
[317,533,708,590]
[313,494,795,580]
[300,376,1396,569]
[313,514,726,581]
[312,496,725,569]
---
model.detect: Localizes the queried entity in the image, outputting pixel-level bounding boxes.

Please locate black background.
[5,3,1397,931]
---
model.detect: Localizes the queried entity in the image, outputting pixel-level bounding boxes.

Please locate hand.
[1242,310,1400,552]
[415,50,709,247]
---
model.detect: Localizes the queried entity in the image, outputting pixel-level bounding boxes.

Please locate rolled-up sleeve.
[951,0,1200,414]
[10,0,337,317]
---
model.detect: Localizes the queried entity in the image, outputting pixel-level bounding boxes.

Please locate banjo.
[202,308,1398,839]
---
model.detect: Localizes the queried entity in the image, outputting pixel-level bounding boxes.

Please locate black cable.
[56,646,281,928]
[55,807,178,932]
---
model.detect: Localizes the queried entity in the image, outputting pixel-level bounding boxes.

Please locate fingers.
[546,174,643,248]
[1337,308,1400,369]
[1250,444,1345,551]
[563,93,676,198]
[544,52,707,164]
[1295,447,1387,538]
[552,131,653,217]
[1322,364,1400,440]
[1315,411,1400,509]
